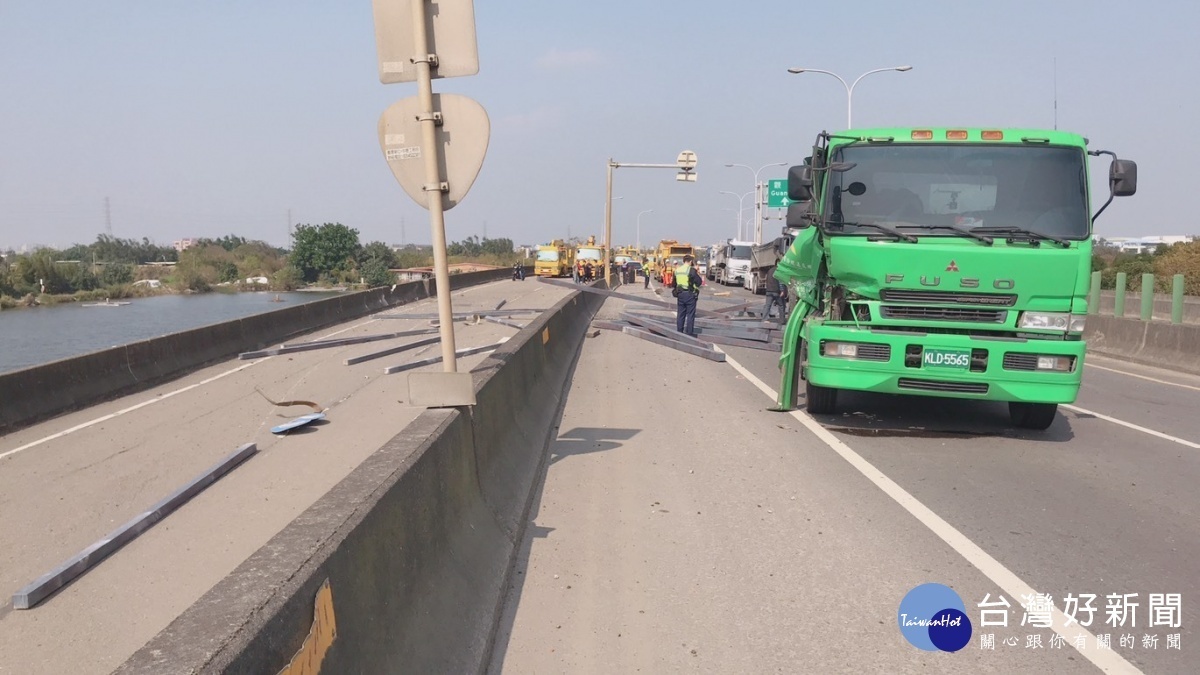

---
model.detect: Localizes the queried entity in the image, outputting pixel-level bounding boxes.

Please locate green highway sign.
[767,179,792,208]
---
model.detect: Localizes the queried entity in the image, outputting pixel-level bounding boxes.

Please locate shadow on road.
[805,390,1075,443]
[549,426,640,465]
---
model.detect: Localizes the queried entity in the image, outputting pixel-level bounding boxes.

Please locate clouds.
[535,47,603,70]
[495,105,566,133]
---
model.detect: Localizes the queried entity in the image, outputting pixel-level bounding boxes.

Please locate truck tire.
[799,338,837,414]
[805,380,838,414]
[1009,402,1057,430]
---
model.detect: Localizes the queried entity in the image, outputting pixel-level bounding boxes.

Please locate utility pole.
[104,197,112,237]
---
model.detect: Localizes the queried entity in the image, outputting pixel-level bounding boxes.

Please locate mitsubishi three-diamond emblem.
[946,260,959,272]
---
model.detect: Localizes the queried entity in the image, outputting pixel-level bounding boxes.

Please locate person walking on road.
[673,254,702,336]
[643,258,651,289]
[763,265,787,320]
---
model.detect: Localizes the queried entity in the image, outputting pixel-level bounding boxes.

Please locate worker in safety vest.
[673,254,702,336]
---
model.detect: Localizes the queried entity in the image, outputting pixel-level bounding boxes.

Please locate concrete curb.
[114,279,613,674]
[1085,314,1200,376]
[0,270,509,433]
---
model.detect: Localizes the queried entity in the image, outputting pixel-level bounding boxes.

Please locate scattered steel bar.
[536,277,729,317]
[383,338,511,375]
[620,314,716,350]
[621,327,725,362]
[592,320,630,332]
[484,316,526,330]
[621,312,770,342]
[12,443,259,610]
[344,336,442,365]
[377,309,545,320]
[701,333,782,351]
[495,299,507,310]
[239,328,440,359]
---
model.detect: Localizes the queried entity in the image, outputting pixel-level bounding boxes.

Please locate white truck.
[712,239,754,286]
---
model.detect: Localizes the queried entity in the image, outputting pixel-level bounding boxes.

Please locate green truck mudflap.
[779,319,1085,408]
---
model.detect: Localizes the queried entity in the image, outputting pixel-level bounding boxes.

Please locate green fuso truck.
[775,127,1137,430]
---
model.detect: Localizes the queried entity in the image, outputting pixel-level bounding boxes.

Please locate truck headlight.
[1018,312,1070,331]
[822,341,858,357]
[1069,315,1086,333]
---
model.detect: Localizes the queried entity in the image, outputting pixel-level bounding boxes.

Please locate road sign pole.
[605,159,614,286]
[411,0,458,372]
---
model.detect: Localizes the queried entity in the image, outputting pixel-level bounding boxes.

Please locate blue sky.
[1,0,1193,251]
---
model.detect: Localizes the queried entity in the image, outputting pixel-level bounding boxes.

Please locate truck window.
[536,250,559,261]
[730,245,752,258]
[827,144,1089,239]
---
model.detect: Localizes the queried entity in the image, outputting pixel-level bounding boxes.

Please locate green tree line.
[1093,239,1200,294]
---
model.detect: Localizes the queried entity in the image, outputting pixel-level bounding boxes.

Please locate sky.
[1,0,1195,252]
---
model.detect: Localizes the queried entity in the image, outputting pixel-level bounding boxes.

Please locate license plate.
[922,348,971,370]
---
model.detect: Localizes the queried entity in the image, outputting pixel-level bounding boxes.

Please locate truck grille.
[855,344,891,361]
[880,306,1006,323]
[1002,353,1040,371]
[879,289,1017,307]
[897,378,989,394]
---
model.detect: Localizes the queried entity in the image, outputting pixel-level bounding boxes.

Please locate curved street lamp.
[636,209,653,252]
[724,162,787,243]
[785,65,912,129]
[719,190,754,240]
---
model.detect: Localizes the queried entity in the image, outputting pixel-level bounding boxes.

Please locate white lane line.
[1063,404,1200,450]
[719,351,1142,675]
[1085,362,1200,393]
[0,315,382,463]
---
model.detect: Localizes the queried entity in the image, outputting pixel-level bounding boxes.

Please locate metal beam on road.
[621,327,725,362]
[623,311,772,342]
[344,336,443,366]
[383,338,511,375]
[620,314,716,350]
[377,309,546,320]
[12,443,259,610]
[536,277,733,318]
[484,316,527,330]
[238,328,440,360]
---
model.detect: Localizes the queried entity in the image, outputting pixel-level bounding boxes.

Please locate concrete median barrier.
[0,269,509,433]
[115,280,610,674]
[1085,314,1200,375]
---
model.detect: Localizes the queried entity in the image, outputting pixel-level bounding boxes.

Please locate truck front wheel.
[1009,402,1058,430]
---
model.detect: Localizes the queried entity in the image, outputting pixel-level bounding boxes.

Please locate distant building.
[1098,235,1195,254]
[174,238,198,252]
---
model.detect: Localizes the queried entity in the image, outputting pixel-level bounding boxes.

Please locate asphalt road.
[493,279,1196,674]
[0,277,572,675]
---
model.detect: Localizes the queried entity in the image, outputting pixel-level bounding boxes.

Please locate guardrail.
[1088,272,1197,324]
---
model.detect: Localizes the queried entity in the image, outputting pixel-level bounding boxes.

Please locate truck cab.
[774,127,1137,430]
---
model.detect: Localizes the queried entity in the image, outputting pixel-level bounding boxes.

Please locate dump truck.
[774,127,1136,430]
[534,239,573,277]
[744,237,791,294]
[654,239,695,284]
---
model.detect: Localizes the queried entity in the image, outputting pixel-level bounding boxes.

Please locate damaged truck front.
[774,128,1137,430]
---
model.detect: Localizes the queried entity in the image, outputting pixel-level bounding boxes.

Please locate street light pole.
[785,65,912,128]
[719,190,754,240]
[724,162,787,244]
[636,209,653,252]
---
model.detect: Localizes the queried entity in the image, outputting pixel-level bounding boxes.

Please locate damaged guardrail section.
[114,282,610,674]
[0,268,510,433]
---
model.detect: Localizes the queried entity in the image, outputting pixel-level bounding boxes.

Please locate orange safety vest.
[663,268,674,285]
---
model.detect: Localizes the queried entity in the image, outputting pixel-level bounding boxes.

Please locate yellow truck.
[654,239,695,284]
[534,239,573,277]
[574,236,605,280]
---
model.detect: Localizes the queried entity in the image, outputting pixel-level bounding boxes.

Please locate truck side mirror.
[786,202,810,229]
[788,165,813,202]
[1111,159,1137,197]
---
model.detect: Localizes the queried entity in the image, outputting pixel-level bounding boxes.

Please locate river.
[0,291,344,374]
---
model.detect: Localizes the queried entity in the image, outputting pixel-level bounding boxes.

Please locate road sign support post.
[409,0,458,375]
[604,152,697,285]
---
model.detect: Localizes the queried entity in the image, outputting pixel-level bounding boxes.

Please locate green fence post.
[1089,271,1101,315]
[1141,273,1154,322]
[1172,274,1185,324]
[1114,272,1127,317]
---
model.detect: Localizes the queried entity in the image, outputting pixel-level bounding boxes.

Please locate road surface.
[493,279,1196,674]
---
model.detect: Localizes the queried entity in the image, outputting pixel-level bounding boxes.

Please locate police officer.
[673,254,702,336]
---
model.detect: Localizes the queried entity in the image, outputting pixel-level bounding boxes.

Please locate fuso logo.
[923,352,970,367]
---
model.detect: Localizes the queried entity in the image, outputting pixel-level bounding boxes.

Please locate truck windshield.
[825,144,1089,239]
[576,249,601,261]
[536,250,559,261]
[730,245,752,258]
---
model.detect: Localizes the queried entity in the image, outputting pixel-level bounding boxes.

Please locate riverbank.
[0,283,354,311]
